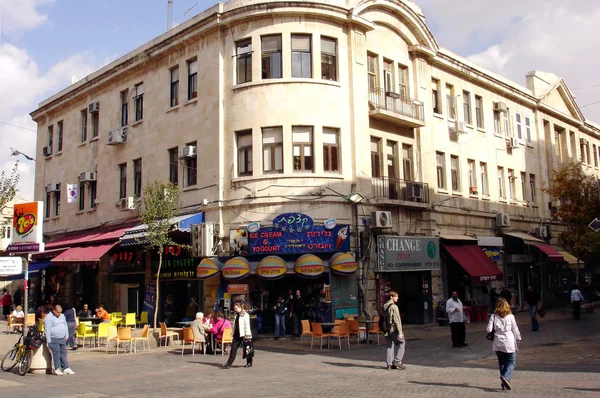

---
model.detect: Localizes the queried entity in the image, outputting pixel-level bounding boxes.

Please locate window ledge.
[78,142,86,148]
[167,105,180,113]
[476,128,486,134]
[233,78,342,91]
[510,200,520,205]
[452,191,463,196]
[43,218,49,222]
[232,173,344,184]
[182,185,198,192]
[44,155,52,160]
[531,204,539,208]
[465,124,474,129]
[75,211,85,215]
[90,137,99,143]
[433,113,444,120]
[184,98,198,107]
[437,188,449,195]
[526,143,534,148]
[494,133,503,139]
[87,208,97,213]
[481,195,491,201]
[132,120,143,127]
[499,198,508,203]
[51,216,60,220]
[469,194,479,199]
[55,152,62,157]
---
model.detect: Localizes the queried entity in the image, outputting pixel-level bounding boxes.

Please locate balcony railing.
[368,88,425,125]
[372,176,430,204]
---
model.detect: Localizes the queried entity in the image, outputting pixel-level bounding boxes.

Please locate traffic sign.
[588,218,600,232]
[0,257,23,276]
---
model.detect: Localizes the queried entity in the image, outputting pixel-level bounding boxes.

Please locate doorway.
[389,271,433,324]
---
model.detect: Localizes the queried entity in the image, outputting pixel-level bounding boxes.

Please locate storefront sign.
[7,202,45,254]
[196,257,221,279]
[329,252,357,275]
[222,257,251,280]
[229,229,249,256]
[247,222,260,233]
[256,256,288,279]
[109,250,144,273]
[482,247,502,261]
[294,254,325,278]
[151,247,197,279]
[0,257,23,275]
[377,236,440,272]
[248,213,350,255]
[227,284,249,294]
[506,254,534,264]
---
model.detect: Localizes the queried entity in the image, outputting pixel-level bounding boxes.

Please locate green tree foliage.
[0,161,20,210]
[139,181,181,332]
[544,162,600,261]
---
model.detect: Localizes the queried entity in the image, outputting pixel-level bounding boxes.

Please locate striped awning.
[294,254,325,278]
[256,256,287,279]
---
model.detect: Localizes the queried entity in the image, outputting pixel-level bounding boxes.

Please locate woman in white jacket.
[223,301,253,369]
[487,298,522,391]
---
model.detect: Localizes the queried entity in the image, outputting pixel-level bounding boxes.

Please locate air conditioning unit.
[580,138,588,146]
[493,102,508,112]
[88,102,100,113]
[79,171,96,182]
[496,212,511,227]
[46,183,60,192]
[508,137,519,148]
[42,146,52,156]
[371,211,393,228]
[192,221,216,257]
[534,225,548,239]
[406,182,424,202]
[120,197,135,210]
[449,129,459,142]
[107,127,127,145]
[455,120,467,132]
[181,145,197,159]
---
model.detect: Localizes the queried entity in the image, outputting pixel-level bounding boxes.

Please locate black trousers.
[450,322,466,346]
[573,301,582,320]
[225,338,252,366]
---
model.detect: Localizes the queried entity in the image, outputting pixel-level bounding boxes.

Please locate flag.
[67,184,78,203]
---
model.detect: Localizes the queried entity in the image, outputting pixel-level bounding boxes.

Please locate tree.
[0,161,20,210]
[139,181,181,332]
[544,162,600,261]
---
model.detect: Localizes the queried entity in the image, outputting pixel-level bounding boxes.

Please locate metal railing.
[368,88,425,122]
[371,176,430,204]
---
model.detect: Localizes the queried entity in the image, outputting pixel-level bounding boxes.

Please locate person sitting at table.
[77,304,92,318]
[95,304,111,323]
[203,309,215,327]
[11,305,25,333]
[209,311,231,352]
[190,312,208,344]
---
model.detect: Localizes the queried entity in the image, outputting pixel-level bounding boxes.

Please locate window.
[236,39,252,84]
[445,84,455,119]
[45,192,51,218]
[237,130,253,176]
[134,83,144,121]
[291,34,311,78]
[261,35,282,79]
[119,163,127,199]
[432,78,441,114]
[402,144,412,181]
[170,67,179,107]
[462,90,471,124]
[367,53,377,92]
[586,143,591,166]
[580,139,587,163]
[80,110,87,142]
[597,145,600,168]
[450,155,460,191]
[54,186,60,216]
[323,128,339,172]
[383,60,393,94]
[570,131,576,159]
[497,167,505,199]
[90,181,97,209]
[520,172,527,201]
[321,37,337,81]
[480,162,489,195]
[262,127,283,173]
[185,142,197,186]
[121,90,129,126]
[525,116,532,143]
[169,148,179,185]
[475,95,483,128]
[187,59,197,100]
[133,159,142,197]
[504,108,511,138]
[529,174,536,203]
[57,121,63,152]
[292,126,314,172]
[493,111,501,135]
[78,181,85,211]
[436,152,446,189]
[47,125,53,151]
[468,159,476,190]
[370,137,381,178]
[515,113,523,140]
[386,141,398,179]
[92,111,99,138]
[508,169,515,200]
[398,65,408,97]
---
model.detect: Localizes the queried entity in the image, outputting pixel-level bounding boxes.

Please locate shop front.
[377,236,441,325]
[109,248,146,314]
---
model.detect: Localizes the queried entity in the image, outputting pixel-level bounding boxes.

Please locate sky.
[1,0,600,202]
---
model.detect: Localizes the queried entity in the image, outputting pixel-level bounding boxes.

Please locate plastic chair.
[116,327,133,354]
[111,312,123,323]
[37,318,44,333]
[159,322,179,346]
[119,313,136,328]
[25,314,35,327]
[132,324,151,352]
[76,323,96,348]
[137,311,149,327]
[368,317,384,345]
[6,316,21,334]
[310,322,336,350]
[338,322,351,349]
[214,327,232,356]
[300,319,312,346]
[96,322,109,347]
[348,320,361,345]
[180,327,204,356]
[105,326,118,353]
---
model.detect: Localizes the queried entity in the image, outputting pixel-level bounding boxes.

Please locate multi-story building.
[30,0,597,324]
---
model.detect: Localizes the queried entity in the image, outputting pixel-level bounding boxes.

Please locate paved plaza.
[0,308,598,397]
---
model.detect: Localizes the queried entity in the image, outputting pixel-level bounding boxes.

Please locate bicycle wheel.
[17,350,32,376]
[1,347,19,371]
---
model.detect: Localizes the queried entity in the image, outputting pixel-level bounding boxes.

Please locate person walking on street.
[489,287,499,315]
[383,291,406,370]
[62,304,78,350]
[290,290,304,337]
[525,285,541,331]
[487,298,522,391]
[446,291,467,347]
[274,296,287,339]
[44,305,75,375]
[223,302,253,369]
[1,289,12,321]
[571,284,585,320]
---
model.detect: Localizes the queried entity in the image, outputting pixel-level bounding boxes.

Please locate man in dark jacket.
[525,284,541,331]
[290,290,304,337]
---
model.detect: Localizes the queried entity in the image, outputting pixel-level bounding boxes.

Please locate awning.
[51,243,115,263]
[533,244,564,263]
[1,261,52,281]
[439,234,477,241]
[329,252,357,275]
[502,231,545,243]
[442,243,503,283]
[294,254,325,278]
[120,212,204,246]
[256,256,287,279]
[196,257,221,279]
[558,251,581,266]
[222,257,251,280]
[46,225,133,249]
[119,232,148,247]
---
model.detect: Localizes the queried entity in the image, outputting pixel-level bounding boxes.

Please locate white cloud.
[0,0,55,38]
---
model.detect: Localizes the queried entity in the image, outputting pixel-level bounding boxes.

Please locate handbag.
[486,315,495,341]
[537,308,546,318]
[242,338,254,359]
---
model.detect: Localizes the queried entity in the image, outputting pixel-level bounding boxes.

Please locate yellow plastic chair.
[105,326,118,353]
[116,327,133,354]
[37,318,44,333]
[76,323,96,348]
[109,320,118,327]
[96,323,109,347]
[111,312,123,323]
[137,311,149,328]
[132,324,151,352]
[119,313,136,328]
[81,321,92,326]
[25,314,35,327]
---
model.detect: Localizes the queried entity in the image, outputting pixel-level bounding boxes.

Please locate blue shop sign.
[248,212,350,255]
[482,247,502,261]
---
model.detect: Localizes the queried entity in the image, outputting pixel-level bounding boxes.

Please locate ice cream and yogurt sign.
[248,213,350,255]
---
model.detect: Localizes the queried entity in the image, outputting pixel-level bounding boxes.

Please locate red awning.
[534,244,564,262]
[442,243,503,283]
[51,243,115,263]
[45,226,132,249]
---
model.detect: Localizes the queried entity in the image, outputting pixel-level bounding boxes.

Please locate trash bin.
[30,344,53,374]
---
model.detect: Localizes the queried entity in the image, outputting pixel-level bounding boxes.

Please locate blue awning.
[2,261,52,281]
[119,212,204,246]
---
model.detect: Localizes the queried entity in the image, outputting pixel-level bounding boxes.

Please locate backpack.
[378,304,392,333]
[24,326,45,348]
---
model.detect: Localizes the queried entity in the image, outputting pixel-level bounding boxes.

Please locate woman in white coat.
[487,298,522,391]
[223,301,253,369]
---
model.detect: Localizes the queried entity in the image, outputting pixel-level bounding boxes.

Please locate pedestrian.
[500,287,512,304]
[571,284,585,320]
[223,302,253,369]
[446,291,467,347]
[487,298,522,391]
[44,305,75,375]
[489,287,499,315]
[1,289,12,320]
[62,303,78,350]
[524,284,541,331]
[383,291,406,370]
[291,290,304,337]
[273,296,287,339]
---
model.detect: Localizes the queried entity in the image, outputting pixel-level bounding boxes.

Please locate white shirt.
[12,310,24,318]
[446,298,464,323]
[487,314,521,353]
[571,289,584,303]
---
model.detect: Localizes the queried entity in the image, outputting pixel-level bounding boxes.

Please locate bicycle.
[1,334,34,376]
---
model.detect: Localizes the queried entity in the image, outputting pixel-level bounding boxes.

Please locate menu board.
[329,271,358,318]
[142,283,156,316]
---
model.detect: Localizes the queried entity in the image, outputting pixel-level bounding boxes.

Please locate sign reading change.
[377,236,440,272]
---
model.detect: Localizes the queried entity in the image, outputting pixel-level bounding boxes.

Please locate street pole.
[22,256,29,337]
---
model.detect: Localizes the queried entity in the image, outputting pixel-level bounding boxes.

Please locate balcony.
[368,88,425,128]
[371,177,430,208]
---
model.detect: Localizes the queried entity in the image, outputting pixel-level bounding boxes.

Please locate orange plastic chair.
[116,327,133,354]
[132,324,151,352]
[159,322,179,346]
[368,316,384,345]
[215,327,232,356]
[300,319,312,346]
[348,320,361,345]
[338,322,351,349]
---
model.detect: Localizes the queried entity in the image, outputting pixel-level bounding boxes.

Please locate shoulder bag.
[486,315,495,341]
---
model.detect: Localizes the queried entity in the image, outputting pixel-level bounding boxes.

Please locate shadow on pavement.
[408,381,502,393]
[321,361,383,370]
[564,387,600,392]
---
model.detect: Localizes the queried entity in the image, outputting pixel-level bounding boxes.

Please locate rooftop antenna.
[168,0,173,30]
